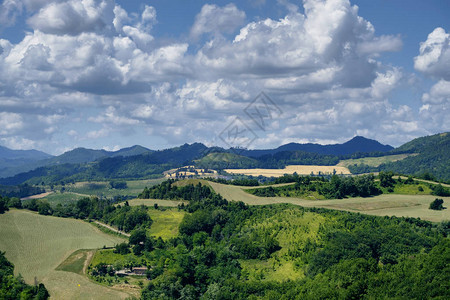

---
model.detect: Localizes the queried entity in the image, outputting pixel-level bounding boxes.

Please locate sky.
[0,0,449,155]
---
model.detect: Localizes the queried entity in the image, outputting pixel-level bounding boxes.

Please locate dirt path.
[396,176,450,188]
[20,192,53,200]
[93,221,130,237]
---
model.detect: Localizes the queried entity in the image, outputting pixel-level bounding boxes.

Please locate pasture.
[337,153,416,167]
[224,164,351,177]
[147,208,186,240]
[0,209,128,299]
[208,181,450,222]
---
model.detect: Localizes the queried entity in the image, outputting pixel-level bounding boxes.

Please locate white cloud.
[0,136,36,150]
[0,112,23,135]
[90,106,141,125]
[86,127,109,139]
[422,80,450,104]
[357,35,403,55]
[0,0,445,152]
[414,27,450,80]
[190,4,246,39]
[0,0,23,28]
[27,0,115,36]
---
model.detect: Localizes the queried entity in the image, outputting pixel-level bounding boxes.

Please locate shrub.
[429,198,445,210]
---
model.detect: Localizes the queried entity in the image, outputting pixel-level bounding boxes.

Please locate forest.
[102,181,450,299]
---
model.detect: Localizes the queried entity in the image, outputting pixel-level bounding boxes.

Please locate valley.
[0,132,449,299]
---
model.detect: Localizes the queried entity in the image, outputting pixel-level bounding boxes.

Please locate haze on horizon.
[0,0,448,155]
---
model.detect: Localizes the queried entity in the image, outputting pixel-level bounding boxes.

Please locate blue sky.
[0,0,449,154]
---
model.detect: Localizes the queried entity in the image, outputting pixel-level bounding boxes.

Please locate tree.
[432,184,450,197]
[0,197,9,214]
[38,201,52,215]
[114,242,130,255]
[379,171,395,188]
[129,228,147,245]
[8,197,22,209]
[429,198,445,210]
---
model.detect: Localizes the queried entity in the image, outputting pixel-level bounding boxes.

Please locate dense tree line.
[248,174,381,199]
[206,177,260,186]
[0,184,44,199]
[0,251,49,299]
[0,195,22,214]
[15,196,152,233]
[139,179,214,201]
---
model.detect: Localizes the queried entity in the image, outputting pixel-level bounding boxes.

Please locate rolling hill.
[378,132,450,180]
[349,132,450,181]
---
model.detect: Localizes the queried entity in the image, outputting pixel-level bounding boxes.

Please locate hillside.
[379,132,450,180]
[195,152,259,169]
[349,132,450,181]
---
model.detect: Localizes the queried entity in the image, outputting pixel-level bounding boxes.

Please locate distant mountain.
[0,146,53,179]
[46,147,109,165]
[2,134,448,185]
[240,136,393,158]
[0,145,152,179]
[0,143,207,185]
[0,145,52,161]
[111,145,152,157]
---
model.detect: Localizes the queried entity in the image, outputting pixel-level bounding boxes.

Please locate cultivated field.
[337,153,416,167]
[224,164,351,177]
[0,210,128,299]
[208,181,450,222]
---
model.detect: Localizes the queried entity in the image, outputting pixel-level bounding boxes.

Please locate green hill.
[349,132,450,181]
[380,132,450,180]
[195,152,259,169]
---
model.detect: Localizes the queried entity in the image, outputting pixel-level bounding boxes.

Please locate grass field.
[208,181,450,222]
[224,164,351,177]
[39,191,86,204]
[147,208,186,240]
[0,209,128,299]
[337,154,416,167]
[56,249,94,275]
[240,209,326,282]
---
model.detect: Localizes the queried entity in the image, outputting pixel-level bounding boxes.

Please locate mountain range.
[0,145,152,179]
[240,136,393,157]
[0,133,448,184]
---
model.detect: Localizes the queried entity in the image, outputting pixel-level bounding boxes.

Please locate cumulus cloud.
[190,4,246,40]
[0,112,23,135]
[27,0,115,36]
[414,27,450,80]
[415,28,450,133]
[0,0,444,152]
